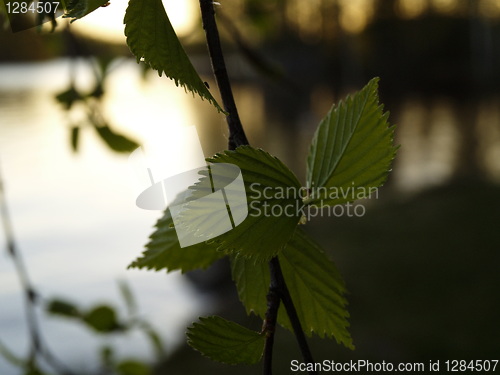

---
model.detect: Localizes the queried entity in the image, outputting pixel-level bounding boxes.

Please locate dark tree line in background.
[215,0,500,182]
[3,0,500,184]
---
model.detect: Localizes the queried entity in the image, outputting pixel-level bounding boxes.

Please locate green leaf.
[63,0,110,22]
[46,299,81,318]
[93,124,140,153]
[116,360,150,375]
[231,228,353,349]
[306,78,397,206]
[199,146,303,261]
[124,0,224,113]
[129,209,224,273]
[280,229,353,348]
[133,146,302,267]
[187,316,265,365]
[170,162,249,247]
[83,305,122,333]
[230,254,268,316]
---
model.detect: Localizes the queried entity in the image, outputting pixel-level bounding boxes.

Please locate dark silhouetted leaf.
[124,0,223,112]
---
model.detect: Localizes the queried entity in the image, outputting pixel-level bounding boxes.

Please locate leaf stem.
[198,0,249,150]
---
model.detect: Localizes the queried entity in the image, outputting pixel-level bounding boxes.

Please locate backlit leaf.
[231,228,353,349]
[230,254,268,316]
[129,209,224,273]
[306,78,397,206]
[131,147,302,268]
[196,146,303,262]
[280,229,352,348]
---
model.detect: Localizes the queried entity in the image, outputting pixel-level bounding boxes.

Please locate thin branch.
[216,12,300,92]
[198,0,249,149]
[262,261,281,375]
[0,165,73,375]
[270,258,316,374]
[198,2,315,373]
[0,168,40,359]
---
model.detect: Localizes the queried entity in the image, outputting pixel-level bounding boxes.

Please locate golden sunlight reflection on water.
[0,59,214,375]
[71,0,198,43]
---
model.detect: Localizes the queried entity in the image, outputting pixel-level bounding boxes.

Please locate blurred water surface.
[0,59,214,375]
[1,55,500,374]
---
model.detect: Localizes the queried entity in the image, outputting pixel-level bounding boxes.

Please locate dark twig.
[216,12,300,93]
[262,261,281,375]
[198,2,315,373]
[199,0,249,149]
[270,258,316,373]
[0,165,73,375]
